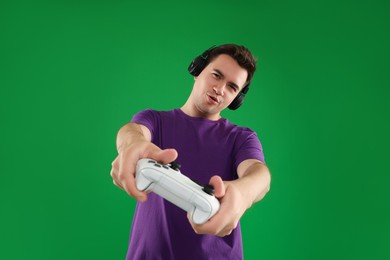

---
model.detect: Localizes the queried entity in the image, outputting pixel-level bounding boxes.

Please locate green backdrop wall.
[1,0,389,259]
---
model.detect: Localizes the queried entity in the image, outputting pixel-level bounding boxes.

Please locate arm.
[188,159,271,237]
[110,122,177,201]
[116,122,152,151]
[235,159,271,207]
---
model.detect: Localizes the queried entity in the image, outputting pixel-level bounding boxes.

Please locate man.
[111,44,271,259]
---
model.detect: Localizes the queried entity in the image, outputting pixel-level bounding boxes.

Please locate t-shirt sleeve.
[130,109,159,141]
[234,129,266,170]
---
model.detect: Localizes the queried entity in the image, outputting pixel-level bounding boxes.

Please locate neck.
[180,101,221,121]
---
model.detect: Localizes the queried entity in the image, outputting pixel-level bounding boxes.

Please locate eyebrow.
[213,69,240,90]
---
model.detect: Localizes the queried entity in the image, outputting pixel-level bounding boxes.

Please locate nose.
[213,84,225,96]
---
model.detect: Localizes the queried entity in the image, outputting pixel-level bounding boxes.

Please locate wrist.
[231,178,259,210]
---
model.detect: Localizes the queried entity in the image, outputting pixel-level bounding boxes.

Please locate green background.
[1,0,389,259]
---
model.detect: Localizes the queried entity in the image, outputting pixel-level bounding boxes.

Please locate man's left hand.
[187,175,250,237]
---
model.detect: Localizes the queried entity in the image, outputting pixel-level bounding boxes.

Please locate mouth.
[207,93,220,104]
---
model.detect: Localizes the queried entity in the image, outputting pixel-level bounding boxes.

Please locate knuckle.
[232,221,238,229]
[127,188,141,199]
[212,230,220,236]
[110,169,116,178]
[117,172,126,181]
[218,232,226,237]
[111,157,119,167]
[113,179,123,190]
[212,227,222,236]
[227,223,237,231]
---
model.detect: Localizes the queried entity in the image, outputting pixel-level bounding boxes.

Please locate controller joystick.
[169,161,181,171]
[202,184,215,196]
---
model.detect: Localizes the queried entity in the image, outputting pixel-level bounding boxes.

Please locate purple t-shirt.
[127,108,265,260]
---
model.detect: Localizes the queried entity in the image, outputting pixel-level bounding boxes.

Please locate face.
[189,54,248,120]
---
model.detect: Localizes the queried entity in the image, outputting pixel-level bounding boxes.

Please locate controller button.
[169,161,181,171]
[148,160,156,163]
[202,184,214,196]
[162,165,169,169]
[154,164,161,167]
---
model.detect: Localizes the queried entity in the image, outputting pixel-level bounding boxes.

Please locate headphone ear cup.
[188,45,217,76]
[228,93,245,110]
[228,85,250,110]
[188,56,208,76]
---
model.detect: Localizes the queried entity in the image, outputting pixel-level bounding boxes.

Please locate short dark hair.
[207,44,257,87]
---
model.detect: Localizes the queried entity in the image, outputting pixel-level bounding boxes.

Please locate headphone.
[187,46,250,110]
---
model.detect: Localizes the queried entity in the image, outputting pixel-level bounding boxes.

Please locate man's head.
[188,44,257,88]
[183,52,249,120]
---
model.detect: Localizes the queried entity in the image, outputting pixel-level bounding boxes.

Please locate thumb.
[148,148,178,164]
[209,175,225,199]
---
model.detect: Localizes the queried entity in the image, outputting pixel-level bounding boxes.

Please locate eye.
[229,84,239,92]
[212,73,221,79]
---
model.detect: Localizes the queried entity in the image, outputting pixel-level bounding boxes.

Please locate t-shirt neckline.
[175,108,226,124]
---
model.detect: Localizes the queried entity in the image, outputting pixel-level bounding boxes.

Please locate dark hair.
[207,44,257,87]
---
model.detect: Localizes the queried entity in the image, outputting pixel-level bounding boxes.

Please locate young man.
[111,44,271,259]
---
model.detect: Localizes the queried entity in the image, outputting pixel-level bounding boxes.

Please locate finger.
[187,210,226,236]
[110,165,123,189]
[111,156,120,170]
[121,173,148,202]
[148,148,178,164]
[217,220,238,237]
[209,175,225,198]
[117,152,147,201]
[218,229,233,237]
[187,193,233,236]
[113,179,124,190]
[191,216,234,237]
[120,170,148,202]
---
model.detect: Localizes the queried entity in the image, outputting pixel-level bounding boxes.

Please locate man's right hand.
[110,123,178,202]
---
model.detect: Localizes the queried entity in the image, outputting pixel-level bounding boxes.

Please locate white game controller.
[135,158,220,224]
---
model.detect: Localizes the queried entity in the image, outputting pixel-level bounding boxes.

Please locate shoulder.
[223,120,265,161]
[132,109,160,119]
[131,109,178,121]
[221,119,258,139]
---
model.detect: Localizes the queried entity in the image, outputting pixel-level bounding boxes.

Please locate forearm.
[116,123,149,153]
[234,162,271,209]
